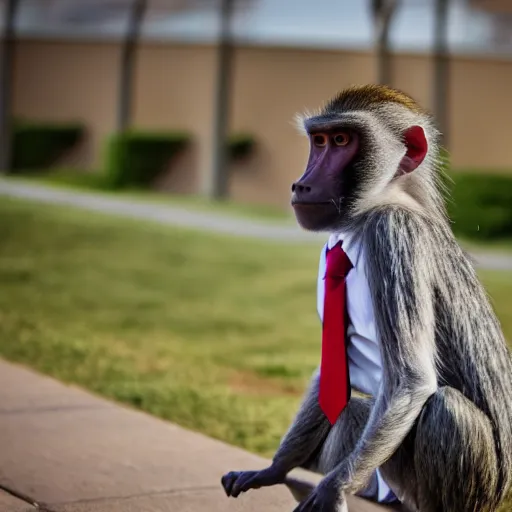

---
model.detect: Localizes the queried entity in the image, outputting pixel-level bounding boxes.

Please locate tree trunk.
[0,0,19,172]
[372,0,398,86]
[211,0,235,200]
[117,0,147,132]
[432,0,450,149]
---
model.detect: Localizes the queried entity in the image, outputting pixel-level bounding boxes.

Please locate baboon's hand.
[221,466,286,498]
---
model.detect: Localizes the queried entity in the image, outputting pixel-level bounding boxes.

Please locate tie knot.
[325,242,352,279]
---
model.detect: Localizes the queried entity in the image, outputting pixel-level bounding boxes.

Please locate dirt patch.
[228,370,304,397]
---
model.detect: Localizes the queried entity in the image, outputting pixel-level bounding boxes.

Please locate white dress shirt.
[316,231,396,504]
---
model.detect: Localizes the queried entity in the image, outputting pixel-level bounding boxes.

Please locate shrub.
[445,171,512,241]
[10,121,84,172]
[104,131,190,189]
[229,134,255,161]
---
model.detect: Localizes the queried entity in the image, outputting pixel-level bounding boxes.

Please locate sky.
[8,0,512,58]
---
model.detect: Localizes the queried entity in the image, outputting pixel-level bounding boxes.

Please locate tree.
[0,0,20,172]
[117,0,147,132]
[370,0,399,86]
[168,0,257,200]
[42,0,183,133]
[168,0,256,200]
[432,0,450,149]
[211,0,235,200]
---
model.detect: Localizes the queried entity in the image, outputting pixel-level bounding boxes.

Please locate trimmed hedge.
[229,134,255,161]
[104,131,190,189]
[446,171,512,241]
[11,121,84,172]
[104,131,256,189]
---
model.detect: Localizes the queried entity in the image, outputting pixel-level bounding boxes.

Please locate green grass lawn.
[0,197,321,456]
[0,197,511,509]
[5,170,294,224]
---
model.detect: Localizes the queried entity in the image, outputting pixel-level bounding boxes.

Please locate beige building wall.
[13,40,119,169]
[12,38,512,209]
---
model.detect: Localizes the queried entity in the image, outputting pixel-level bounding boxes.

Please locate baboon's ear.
[399,126,428,174]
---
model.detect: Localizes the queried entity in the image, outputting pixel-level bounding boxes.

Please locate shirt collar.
[326,230,363,268]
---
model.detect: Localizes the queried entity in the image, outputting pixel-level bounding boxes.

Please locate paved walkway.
[0,179,320,244]
[1,178,512,271]
[0,359,397,512]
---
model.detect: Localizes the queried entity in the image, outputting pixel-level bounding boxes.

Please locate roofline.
[13,32,512,64]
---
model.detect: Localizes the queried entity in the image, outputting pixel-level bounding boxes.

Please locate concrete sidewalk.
[0,359,396,512]
[0,179,320,244]
[1,178,512,271]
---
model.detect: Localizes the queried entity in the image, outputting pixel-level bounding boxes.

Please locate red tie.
[319,242,353,425]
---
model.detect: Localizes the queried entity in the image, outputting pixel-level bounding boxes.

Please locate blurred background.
[1,0,512,208]
[0,2,511,509]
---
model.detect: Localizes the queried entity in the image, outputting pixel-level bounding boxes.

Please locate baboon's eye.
[333,132,350,146]
[312,134,328,148]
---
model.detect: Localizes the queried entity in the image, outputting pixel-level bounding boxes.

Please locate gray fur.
[351,205,512,511]
[221,85,512,512]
